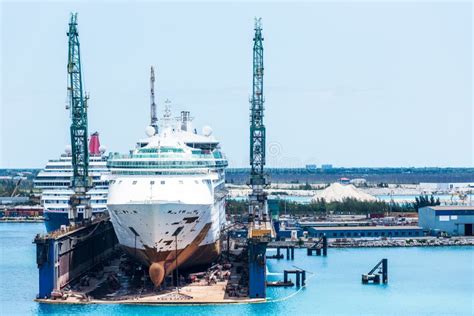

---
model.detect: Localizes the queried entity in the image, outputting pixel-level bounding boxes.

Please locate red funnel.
[89,132,100,155]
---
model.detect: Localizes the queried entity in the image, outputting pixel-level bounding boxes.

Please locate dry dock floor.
[36,280,264,305]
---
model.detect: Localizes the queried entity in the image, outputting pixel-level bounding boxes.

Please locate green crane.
[249,18,268,224]
[247,19,273,299]
[66,13,91,224]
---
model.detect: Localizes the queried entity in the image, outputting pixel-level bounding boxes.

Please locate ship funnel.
[181,111,190,132]
[89,132,101,155]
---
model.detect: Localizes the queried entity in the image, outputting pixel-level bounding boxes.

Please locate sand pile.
[313,182,376,202]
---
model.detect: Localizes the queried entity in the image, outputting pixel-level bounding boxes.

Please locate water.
[1,223,473,315]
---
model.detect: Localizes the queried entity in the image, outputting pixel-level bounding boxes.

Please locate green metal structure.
[67,13,91,223]
[248,17,269,223]
[249,18,266,189]
[67,13,89,190]
[248,19,272,299]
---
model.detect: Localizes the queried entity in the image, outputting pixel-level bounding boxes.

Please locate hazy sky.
[1,1,472,168]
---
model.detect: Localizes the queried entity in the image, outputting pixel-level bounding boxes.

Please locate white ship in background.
[107,102,228,287]
[34,133,109,232]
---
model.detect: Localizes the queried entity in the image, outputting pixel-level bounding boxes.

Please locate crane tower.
[247,18,274,299]
[249,17,269,226]
[66,13,92,224]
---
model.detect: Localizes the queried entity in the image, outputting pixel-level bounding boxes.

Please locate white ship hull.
[107,175,226,286]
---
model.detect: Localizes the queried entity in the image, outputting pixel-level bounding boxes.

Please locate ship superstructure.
[34,133,109,232]
[107,104,228,287]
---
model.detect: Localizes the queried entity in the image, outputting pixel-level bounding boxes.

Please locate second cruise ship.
[34,132,109,232]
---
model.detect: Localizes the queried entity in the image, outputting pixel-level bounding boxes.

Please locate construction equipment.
[66,13,92,225]
[247,18,274,299]
[10,175,23,197]
[150,66,158,133]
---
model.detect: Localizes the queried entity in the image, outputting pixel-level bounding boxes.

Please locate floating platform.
[35,237,266,305]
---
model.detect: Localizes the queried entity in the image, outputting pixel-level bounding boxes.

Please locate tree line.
[226,195,441,216]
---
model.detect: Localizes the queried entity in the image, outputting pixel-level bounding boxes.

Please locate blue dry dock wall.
[248,241,267,298]
[36,238,56,298]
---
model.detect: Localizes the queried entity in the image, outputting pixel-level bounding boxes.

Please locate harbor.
[2,222,473,315]
[1,1,473,315]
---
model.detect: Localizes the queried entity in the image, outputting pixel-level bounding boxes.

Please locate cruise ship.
[34,132,109,232]
[107,106,228,287]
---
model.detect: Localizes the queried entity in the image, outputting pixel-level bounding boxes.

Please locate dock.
[34,216,118,299]
[35,234,266,305]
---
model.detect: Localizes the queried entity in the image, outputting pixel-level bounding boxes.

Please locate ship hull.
[108,198,224,286]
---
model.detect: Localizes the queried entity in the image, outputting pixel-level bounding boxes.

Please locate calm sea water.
[0,223,472,315]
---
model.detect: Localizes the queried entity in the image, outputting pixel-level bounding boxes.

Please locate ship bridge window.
[161,181,165,185]
[194,180,199,184]
[150,181,155,185]
[179,180,183,184]
[132,181,137,185]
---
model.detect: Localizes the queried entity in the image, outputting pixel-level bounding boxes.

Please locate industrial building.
[307,226,423,239]
[277,226,423,239]
[418,206,474,236]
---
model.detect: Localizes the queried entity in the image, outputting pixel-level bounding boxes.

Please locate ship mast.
[150,66,158,133]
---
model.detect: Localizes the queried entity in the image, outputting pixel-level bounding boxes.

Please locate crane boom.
[248,18,270,227]
[67,13,89,190]
[250,18,266,188]
[67,13,91,224]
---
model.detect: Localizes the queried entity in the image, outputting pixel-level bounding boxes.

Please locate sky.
[1,1,472,168]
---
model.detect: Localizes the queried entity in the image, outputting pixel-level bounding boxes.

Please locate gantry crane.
[66,13,92,225]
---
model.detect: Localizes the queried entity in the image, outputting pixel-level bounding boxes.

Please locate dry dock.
[35,223,266,305]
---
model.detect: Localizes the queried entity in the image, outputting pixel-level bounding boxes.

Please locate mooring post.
[286,247,290,260]
[291,246,294,260]
[322,235,328,256]
[284,270,288,283]
[382,258,388,283]
[302,270,306,286]
[277,247,281,258]
[295,271,300,287]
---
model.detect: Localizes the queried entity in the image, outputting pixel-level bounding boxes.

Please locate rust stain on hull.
[122,223,219,287]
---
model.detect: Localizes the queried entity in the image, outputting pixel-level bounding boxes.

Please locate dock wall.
[35,218,118,298]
